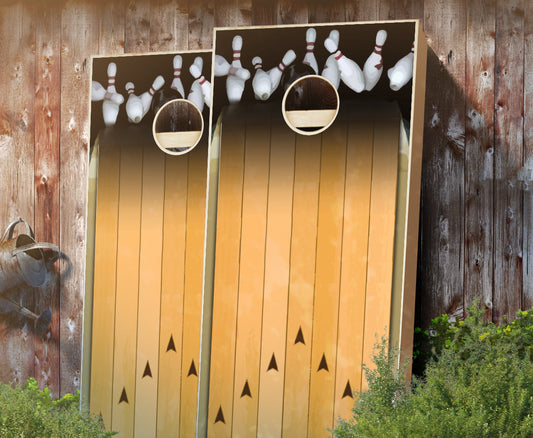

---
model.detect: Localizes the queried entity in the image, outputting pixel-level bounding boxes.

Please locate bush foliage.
[333,305,533,438]
[0,378,115,437]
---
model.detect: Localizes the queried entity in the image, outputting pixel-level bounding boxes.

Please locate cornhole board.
[86,50,211,438]
[204,20,426,438]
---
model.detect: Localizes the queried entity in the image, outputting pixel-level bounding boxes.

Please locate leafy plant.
[0,378,116,437]
[333,305,533,438]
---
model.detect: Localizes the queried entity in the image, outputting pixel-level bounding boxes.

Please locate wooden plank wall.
[0,0,530,397]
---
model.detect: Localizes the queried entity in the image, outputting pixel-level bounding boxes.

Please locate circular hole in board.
[282,75,339,136]
[152,99,204,155]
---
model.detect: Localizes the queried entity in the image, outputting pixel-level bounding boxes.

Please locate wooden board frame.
[85,49,213,437]
[205,19,427,438]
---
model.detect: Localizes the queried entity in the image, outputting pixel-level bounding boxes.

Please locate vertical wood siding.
[0,0,530,406]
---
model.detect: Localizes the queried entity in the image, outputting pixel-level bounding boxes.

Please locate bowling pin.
[189,56,211,107]
[363,29,387,91]
[303,27,319,74]
[388,42,414,91]
[321,54,340,89]
[214,54,251,80]
[252,56,272,101]
[324,29,340,53]
[102,62,124,127]
[226,35,250,104]
[125,82,144,123]
[268,49,296,94]
[91,81,106,101]
[324,32,365,93]
[171,55,185,98]
[188,79,204,112]
[140,75,165,118]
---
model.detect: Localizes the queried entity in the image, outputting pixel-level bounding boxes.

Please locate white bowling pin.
[102,62,124,126]
[214,55,231,76]
[91,81,106,101]
[303,27,319,74]
[199,76,211,107]
[268,49,296,94]
[324,29,340,53]
[321,54,340,89]
[188,56,211,107]
[231,35,243,68]
[252,56,272,101]
[140,75,165,118]
[226,35,249,104]
[125,82,144,123]
[189,56,203,79]
[214,54,251,80]
[188,79,204,112]
[334,50,365,93]
[388,43,414,91]
[171,55,185,98]
[363,29,387,91]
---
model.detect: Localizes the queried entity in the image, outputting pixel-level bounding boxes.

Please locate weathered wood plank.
[494,0,524,322]
[150,0,188,52]
[524,0,533,311]
[98,0,125,55]
[0,0,35,389]
[308,0,345,23]
[125,0,150,53]
[379,0,395,21]
[60,0,98,397]
[34,0,60,397]
[252,0,275,25]
[345,0,378,22]
[188,0,214,50]
[390,0,424,20]
[215,0,252,28]
[231,108,270,438]
[419,0,466,326]
[275,0,308,25]
[465,0,495,317]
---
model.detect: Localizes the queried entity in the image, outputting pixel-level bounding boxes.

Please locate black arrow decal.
[318,354,329,372]
[267,353,278,371]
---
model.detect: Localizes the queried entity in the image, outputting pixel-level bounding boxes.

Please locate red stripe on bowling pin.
[149,87,155,95]
[173,68,181,77]
[233,50,241,61]
[306,42,314,52]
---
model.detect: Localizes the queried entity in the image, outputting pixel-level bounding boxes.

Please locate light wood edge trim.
[397,22,427,375]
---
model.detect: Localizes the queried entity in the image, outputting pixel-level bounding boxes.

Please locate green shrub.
[0,378,115,437]
[333,305,533,438]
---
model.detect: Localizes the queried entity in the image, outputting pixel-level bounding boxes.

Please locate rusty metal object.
[0,218,59,333]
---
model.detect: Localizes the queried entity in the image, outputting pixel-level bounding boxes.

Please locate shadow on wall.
[416,46,468,329]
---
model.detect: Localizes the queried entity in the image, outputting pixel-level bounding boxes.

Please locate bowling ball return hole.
[282,75,339,136]
[152,99,204,155]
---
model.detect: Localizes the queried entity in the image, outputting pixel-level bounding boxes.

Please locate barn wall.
[0,0,529,397]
